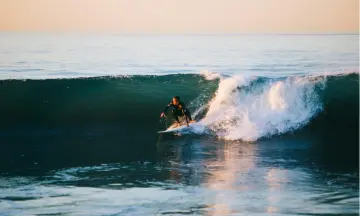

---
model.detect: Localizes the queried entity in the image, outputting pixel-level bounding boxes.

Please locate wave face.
[0,72,358,142]
[0,75,218,138]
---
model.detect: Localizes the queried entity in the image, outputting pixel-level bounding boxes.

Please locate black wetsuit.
[163,101,192,123]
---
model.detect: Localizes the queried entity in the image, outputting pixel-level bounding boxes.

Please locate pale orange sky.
[0,0,358,33]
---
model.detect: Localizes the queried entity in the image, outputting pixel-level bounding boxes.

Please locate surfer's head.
[172,96,180,105]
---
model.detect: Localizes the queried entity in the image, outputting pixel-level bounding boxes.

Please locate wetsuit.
[163,101,192,123]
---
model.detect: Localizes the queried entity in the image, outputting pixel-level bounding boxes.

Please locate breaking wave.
[0,71,358,142]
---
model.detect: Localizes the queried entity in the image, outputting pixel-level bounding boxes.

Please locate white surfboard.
[158,121,196,134]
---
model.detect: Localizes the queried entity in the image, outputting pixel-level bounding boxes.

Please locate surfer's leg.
[174,115,181,123]
[184,109,192,121]
[173,115,181,127]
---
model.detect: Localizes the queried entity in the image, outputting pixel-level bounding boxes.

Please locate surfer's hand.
[160,112,165,118]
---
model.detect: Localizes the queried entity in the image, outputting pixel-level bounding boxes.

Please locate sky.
[0,0,358,33]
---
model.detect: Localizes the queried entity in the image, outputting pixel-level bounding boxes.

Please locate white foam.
[199,70,221,80]
[197,74,327,141]
[310,69,359,78]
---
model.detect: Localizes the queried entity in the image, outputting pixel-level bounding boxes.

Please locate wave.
[195,71,358,141]
[0,74,218,135]
[0,72,358,142]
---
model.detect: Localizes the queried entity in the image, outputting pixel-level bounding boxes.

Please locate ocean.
[0,33,358,215]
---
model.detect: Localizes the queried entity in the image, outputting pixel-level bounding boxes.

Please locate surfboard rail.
[158,120,196,134]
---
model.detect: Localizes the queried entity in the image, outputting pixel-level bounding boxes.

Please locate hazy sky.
[1,0,358,33]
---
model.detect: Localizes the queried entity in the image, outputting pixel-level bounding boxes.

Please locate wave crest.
[199,74,328,141]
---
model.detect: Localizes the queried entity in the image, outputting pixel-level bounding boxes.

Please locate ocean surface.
[0,33,359,215]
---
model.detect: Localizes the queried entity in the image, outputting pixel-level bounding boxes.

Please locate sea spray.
[199,74,326,141]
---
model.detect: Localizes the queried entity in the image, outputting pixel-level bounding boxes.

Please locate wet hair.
[173,96,180,101]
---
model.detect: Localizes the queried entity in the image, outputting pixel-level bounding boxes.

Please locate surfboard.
[158,120,196,134]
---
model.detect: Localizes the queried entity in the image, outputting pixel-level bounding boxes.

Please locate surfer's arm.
[164,102,174,113]
[160,102,173,117]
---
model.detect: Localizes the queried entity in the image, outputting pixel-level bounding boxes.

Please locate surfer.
[160,96,194,127]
